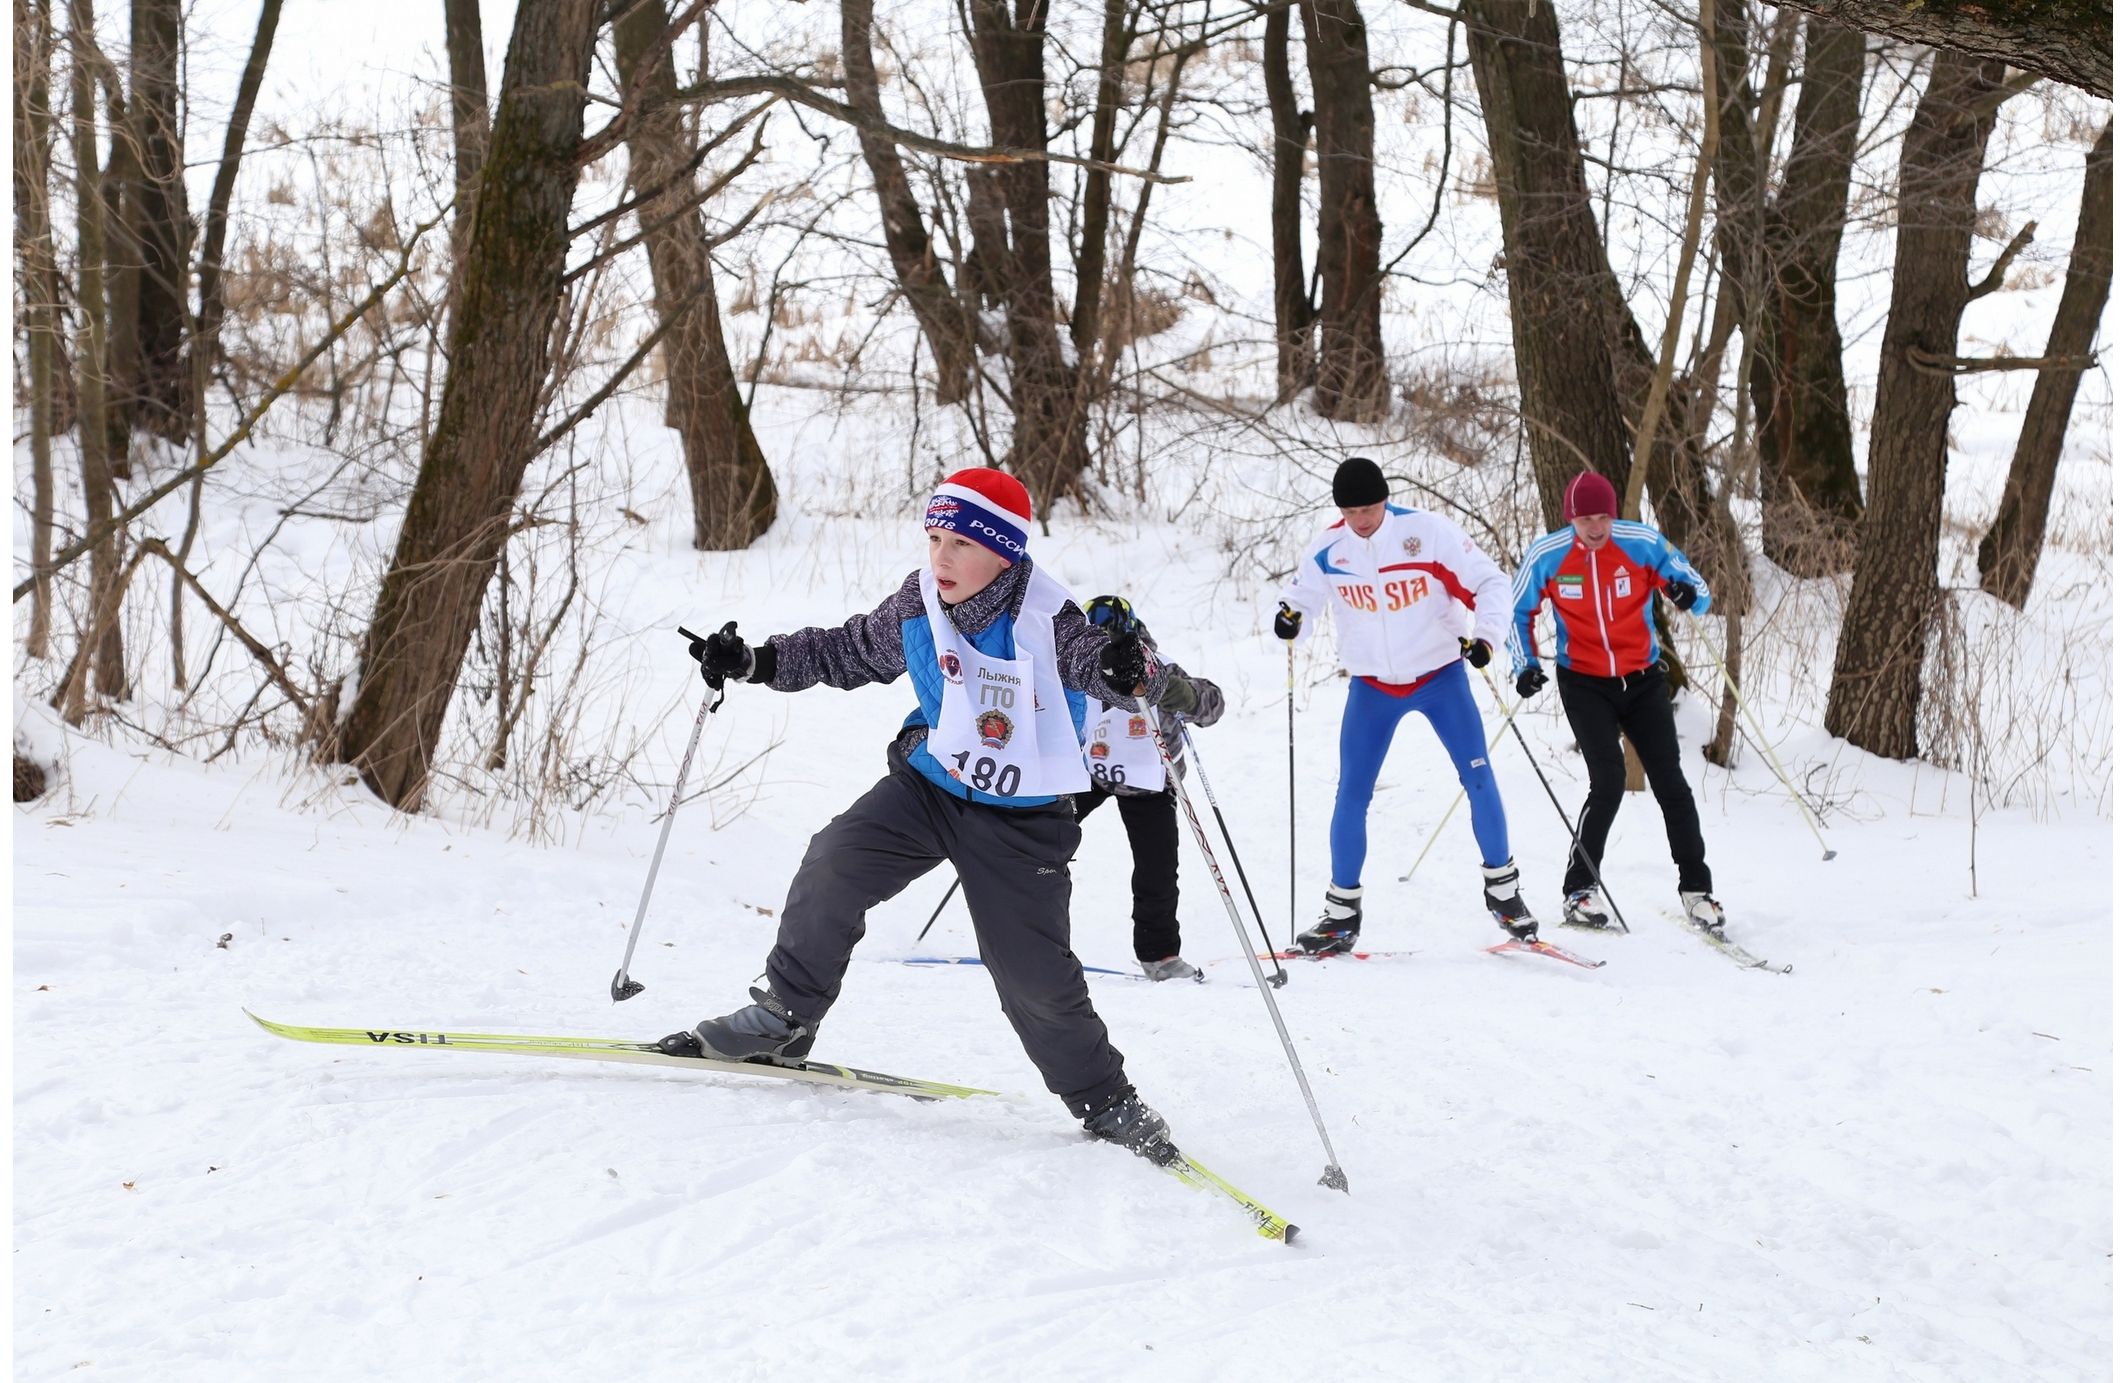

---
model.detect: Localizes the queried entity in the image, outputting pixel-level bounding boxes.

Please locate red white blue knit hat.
[925,468,1032,563]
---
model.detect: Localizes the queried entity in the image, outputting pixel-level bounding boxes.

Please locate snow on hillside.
[14,474,2111,1379]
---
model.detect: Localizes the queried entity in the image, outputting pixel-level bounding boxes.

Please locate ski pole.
[1399,698,1522,882]
[1694,637,1837,861]
[1138,692,1348,1192]
[1175,722,1288,987]
[611,625,730,1002]
[1474,665,1629,933]
[914,876,961,944]
[1286,640,1298,949]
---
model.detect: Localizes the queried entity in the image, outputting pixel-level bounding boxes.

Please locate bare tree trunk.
[1753,18,1866,575]
[335,0,599,810]
[1463,0,1633,528]
[1977,121,2111,608]
[843,0,976,403]
[1264,1,1314,399]
[614,0,777,550]
[194,0,282,353]
[16,0,58,656]
[965,0,1087,517]
[1069,0,1132,361]
[1299,0,1387,421]
[1759,0,2106,100]
[66,0,125,708]
[99,67,138,469]
[1824,51,2008,760]
[113,0,191,442]
[444,0,488,269]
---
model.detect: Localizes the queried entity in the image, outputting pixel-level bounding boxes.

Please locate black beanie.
[1331,456,1389,508]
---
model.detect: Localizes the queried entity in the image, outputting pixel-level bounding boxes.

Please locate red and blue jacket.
[1507,522,1709,679]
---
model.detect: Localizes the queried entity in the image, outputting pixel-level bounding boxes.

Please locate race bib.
[1086,701,1166,792]
[920,571,1089,799]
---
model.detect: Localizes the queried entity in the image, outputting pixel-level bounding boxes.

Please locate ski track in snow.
[15,523,2112,1381]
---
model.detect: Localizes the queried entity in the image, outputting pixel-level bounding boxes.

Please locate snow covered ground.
[14,498,2111,1380]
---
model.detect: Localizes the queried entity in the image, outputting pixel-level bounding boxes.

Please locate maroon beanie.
[1563,471,1617,520]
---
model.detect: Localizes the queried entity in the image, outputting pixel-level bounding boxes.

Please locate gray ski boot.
[1140,956,1202,983]
[660,986,814,1063]
[1082,1085,1178,1166]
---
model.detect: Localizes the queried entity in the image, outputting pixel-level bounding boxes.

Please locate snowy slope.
[14,504,2110,1381]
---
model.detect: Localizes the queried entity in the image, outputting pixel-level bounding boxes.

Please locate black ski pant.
[764,746,1130,1118]
[1556,666,1712,897]
[1071,786,1183,962]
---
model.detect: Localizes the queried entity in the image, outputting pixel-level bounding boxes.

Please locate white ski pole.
[1138,692,1349,1192]
[612,626,730,1001]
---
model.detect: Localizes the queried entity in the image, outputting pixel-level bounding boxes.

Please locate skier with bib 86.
[663,468,1205,1163]
[1273,457,1536,953]
[1073,595,1227,983]
[1506,471,1729,938]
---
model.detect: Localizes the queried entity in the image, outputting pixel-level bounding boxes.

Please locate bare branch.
[678,73,1191,183]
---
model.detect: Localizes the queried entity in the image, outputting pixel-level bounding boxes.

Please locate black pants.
[765,746,1129,1118]
[1071,786,1183,962]
[1557,666,1712,896]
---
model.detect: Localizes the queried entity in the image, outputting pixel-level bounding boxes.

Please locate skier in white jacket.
[1275,457,1537,951]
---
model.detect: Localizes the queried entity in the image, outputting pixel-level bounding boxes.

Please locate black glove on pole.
[1665,580,1698,612]
[1516,665,1548,699]
[612,624,734,1001]
[1098,629,1149,691]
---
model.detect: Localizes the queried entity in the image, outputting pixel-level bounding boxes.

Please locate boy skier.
[663,468,1202,1161]
[1073,595,1227,982]
[1506,470,1728,936]
[1273,456,1534,953]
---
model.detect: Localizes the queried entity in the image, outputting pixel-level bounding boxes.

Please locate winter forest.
[12,0,2114,1373]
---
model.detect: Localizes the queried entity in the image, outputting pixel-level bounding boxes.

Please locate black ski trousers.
[764,746,1130,1118]
[1556,666,1712,896]
[1071,786,1183,962]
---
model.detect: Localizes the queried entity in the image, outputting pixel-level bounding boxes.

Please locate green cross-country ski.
[249,1010,1300,1242]
[245,1009,1002,1100]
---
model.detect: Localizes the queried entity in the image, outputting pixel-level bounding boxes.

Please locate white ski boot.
[1141,956,1203,983]
[1294,886,1363,955]
[1560,887,1616,931]
[1483,860,1539,940]
[1680,891,1727,939]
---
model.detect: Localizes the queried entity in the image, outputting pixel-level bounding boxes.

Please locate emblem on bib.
[938,650,963,684]
[1089,740,1110,760]
[1127,715,1149,739]
[976,709,1014,749]
[1403,536,1422,558]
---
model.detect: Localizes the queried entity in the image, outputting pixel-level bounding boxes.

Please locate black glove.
[1273,604,1302,641]
[1516,665,1548,699]
[1098,629,1150,693]
[693,621,752,686]
[1460,637,1492,669]
[1157,673,1200,717]
[1665,580,1698,612]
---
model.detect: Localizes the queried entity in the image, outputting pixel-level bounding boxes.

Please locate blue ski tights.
[1330,661,1509,889]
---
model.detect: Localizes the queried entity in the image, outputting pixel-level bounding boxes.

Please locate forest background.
[10,0,2113,829]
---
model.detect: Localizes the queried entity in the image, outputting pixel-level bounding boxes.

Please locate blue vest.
[899,609,1088,807]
